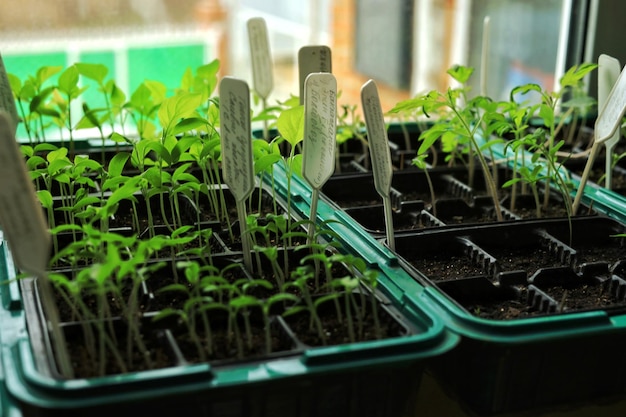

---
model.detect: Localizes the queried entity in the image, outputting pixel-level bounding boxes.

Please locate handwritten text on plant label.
[362,80,392,198]
[303,73,337,189]
[247,17,273,100]
[298,46,332,104]
[219,77,253,201]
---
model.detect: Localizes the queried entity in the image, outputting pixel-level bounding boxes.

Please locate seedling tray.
[0,167,457,417]
[278,157,626,414]
[389,216,626,414]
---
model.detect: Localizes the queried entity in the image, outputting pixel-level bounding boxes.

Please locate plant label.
[0,111,49,274]
[303,73,336,243]
[219,77,254,202]
[0,111,73,377]
[302,72,337,189]
[218,77,254,271]
[298,46,332,104]
[480,16,490,97]
[598,54,621,188]
[247,17,273,100]
[0,54,18,133]
[595,61,626,143]
[361,80,392,198]
[361,80,395,249]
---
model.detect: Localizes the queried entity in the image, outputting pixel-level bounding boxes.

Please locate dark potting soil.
[479,245,567,276]
[410,254,486,281]
[283,301,407,347]
[67,323,179,378]
[464,287,544,320]
[543,283,624,312]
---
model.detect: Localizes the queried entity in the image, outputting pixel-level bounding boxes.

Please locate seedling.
[6,57,394,378]
[512,64,597,211]
[390,65,504,221]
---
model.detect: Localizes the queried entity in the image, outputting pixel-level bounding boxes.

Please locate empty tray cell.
[389,168,466,203]
[437,278,546,320]
[321,173,381,208]
[430,198,499,225]
[529,266,626,314]
[343,201,426,233]
[468,228,575,284]
[541,217,626,269]
[394,233,495,282]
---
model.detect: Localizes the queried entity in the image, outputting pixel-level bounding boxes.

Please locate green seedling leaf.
[314,292,341,309]
[158,283,190,294]
[144,80,167,104]
[447,65,474,84]
[537,103,554,128]
[75,62,108,83]
[36,189,53,209]
[110,132,134,144]
[276,105,304,148]
[26,155,46,170]
[36,65,62,86]
[20,145,33,158]
[71,196,101,211]
[29,86,56,114]
[7,73,21,96]
[109,80,126,108]
[107,152,131,177]
[282,305,307,318]
[230,294,260,310]
[560,62,598,88]
[57,65,80,97]
[193,60,220,100]
[254,153,281,175]
[172,116,208,136]
[267,292,300,307]
[290,154,303,177]
[46,146,68,161]
[158,92,203,136]
[509,83,541,102]
[180,67,194,92]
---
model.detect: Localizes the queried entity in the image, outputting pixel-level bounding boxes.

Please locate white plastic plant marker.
[573,63,626,213]
[219,77,255,272]
[480,16,490,97]
[247,17,273,139]
[0,111,73,378]
[302,73,337,244]
[0,54,18,133]
[598,54,622,189]
[361,80,395,250]
[298,46,332,104]
[595,62,626,144]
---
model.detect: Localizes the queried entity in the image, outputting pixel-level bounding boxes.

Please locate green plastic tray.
[0,166,457,417]
[277,156,626,415]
